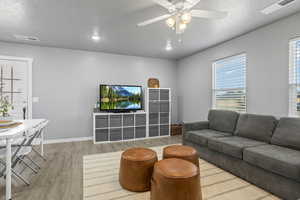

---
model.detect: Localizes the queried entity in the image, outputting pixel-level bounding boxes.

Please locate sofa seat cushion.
[244,145,300,182]
[271,117,300,151]
[208,110,239,134]
[235,114,277,143]
[185,129,231,146]
[207,136,266,159]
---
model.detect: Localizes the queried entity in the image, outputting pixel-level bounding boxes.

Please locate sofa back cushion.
[271,117,300,150]
[208,110,239,134]
[235,114,277,142]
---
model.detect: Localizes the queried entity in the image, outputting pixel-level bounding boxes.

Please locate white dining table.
[0,119,48,200]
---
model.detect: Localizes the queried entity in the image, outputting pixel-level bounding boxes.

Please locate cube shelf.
[93,112,146,143]
[146,88,171,137]
[93,88,171,144]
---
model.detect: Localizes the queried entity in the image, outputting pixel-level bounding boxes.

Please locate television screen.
[100,85,143,111]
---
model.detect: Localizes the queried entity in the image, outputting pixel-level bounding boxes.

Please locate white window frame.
[288,37,300,117]
[212,53,247,112]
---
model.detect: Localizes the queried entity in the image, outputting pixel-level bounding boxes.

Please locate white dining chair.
[0,124,46,185]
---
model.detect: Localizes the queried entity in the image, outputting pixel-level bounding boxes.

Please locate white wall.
[177,12,300,123]
[0,42,178,140]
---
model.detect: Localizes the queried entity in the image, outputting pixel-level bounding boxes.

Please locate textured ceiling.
[0,0,300,59]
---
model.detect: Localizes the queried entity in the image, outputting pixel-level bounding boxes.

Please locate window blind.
[212,54,247,112]
[289,38,300,116]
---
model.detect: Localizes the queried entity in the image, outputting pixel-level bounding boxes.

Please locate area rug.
[83,145,280,200]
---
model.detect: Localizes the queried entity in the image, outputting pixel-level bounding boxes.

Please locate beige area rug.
[83,146,281,200]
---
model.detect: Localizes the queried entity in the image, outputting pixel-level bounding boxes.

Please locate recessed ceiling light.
[166,45,172,51]
[165,41,173,51]
[14,34,40,41]
[92,34,101,42]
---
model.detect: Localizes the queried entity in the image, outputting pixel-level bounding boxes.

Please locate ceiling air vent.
[278,0,296,6]
[14,34,40,42]
[261,0,297,15]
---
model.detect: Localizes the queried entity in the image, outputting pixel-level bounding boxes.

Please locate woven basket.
[171,124,182,136]
[148,78,160,88]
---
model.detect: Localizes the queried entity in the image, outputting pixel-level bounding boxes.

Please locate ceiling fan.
[137,0,228,34]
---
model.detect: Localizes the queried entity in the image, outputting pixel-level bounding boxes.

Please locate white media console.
[93,88,171,144]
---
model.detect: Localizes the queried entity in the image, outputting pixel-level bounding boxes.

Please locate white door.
[0,56,32,119]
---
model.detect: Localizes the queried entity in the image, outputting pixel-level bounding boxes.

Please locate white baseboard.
[44,137,93,144]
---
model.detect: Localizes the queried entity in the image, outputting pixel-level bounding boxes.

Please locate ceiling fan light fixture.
[166,17,175,28]
[137,0,227,35]
[181,12,192,24]
[92,34,101,42]
[179,22,187,31]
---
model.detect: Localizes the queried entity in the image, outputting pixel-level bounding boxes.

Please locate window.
[289,38,300,116]
[212,54,247,112]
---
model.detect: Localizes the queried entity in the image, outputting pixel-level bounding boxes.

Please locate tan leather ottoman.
[151,158,202,200]
[119,147,158,192]
[163,145,199,167]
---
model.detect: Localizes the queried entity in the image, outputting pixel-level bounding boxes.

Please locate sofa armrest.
[183,121,209,135]
[184,121,209,131]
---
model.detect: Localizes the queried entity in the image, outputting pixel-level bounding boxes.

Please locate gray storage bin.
[110,115,122,127]
[160,89,169,101]
[149,125,159,137]
[123,127,134,140]
[149,102,160,113]
[123,114,134,127]
[135,114,146,126]
[149,89,159,101]
[160,113,169,124]
[95,115,108,128]
[149,113,159,125]
[110,128,122,141]
[95,129,109,142]
[160,125,169,136]
[135,126,146,138]
[160,102,170,113]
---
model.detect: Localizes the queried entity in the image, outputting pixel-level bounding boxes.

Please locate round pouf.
[163,145,199,167]
[151,158,202,200]
[119,147,158,192]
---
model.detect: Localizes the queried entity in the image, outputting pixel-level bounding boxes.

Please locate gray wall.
[0,42,178,140]
[1,11,300,139]
[177,12,300,123]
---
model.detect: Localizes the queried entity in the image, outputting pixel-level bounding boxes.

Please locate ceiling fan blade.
[153,0,174,10]
[137,14,171,27]
[184,0,201,9]
[191,10,228,19]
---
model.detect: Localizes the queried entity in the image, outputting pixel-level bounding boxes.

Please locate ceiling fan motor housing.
[167,0,182,3]
[167,0,186,12]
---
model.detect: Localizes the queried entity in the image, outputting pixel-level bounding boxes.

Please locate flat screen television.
[100,85,143,112]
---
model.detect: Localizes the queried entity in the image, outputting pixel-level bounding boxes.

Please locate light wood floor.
[0,136,181,200]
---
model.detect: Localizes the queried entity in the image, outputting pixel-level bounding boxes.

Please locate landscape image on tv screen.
[100,85,142,110]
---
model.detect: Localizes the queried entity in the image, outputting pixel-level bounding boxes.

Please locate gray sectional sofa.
[183,110,300,200]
